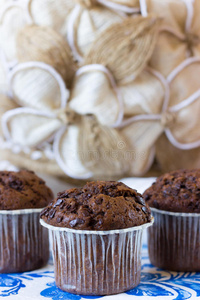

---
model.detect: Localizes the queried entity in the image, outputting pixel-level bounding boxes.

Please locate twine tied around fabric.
[185,33,200,54]
[75,0,97,8]
[78,113,129,175]
[117,58,200,151]
[160,111,176,128]
[55,108,80,125]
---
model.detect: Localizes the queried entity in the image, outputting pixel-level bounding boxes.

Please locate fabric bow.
[1,61,130,179]
[119,57,200,173]
[140,0,200,75]
[1,15,161,179]
[2,58,200,178]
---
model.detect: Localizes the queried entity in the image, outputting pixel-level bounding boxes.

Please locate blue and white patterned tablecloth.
[0,172,199,300]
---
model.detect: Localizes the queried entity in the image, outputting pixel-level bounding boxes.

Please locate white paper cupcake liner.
[148,207,200,271]
[0,208,49,273]
[40,218,154,295]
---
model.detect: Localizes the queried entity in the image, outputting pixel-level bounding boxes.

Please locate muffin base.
[0,209,49,273]
[41,219,153,295]
[148,208,200,272]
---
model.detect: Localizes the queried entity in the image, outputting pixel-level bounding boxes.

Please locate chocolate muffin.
[0,170,53,209]
[41,180,151,230]
[40,181,153,295]
[143,169,200,271]
[0,170,53,273]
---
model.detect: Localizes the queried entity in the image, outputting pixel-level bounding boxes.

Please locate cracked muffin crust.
[0,170,54,210]
[41,181,151,230]
[143,169,200,212]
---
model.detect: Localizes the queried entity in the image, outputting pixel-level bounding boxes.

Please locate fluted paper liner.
[148,208,200,272]
[40,217,154,295]
[0,208,49,273]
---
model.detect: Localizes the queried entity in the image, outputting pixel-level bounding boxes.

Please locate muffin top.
[143,169,200,213]
[0,170,54,210]
[40,181,151,230]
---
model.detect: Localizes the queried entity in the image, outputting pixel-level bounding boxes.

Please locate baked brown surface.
[143,169,200,213]
[0,170,53,210]
[41,181,151,230]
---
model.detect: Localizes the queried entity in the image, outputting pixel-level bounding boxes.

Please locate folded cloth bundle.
[0,0,199,180]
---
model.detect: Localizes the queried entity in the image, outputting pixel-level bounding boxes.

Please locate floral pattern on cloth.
[1,247,200,300]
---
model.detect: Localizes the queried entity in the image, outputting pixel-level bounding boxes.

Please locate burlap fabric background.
[0,0,199,181]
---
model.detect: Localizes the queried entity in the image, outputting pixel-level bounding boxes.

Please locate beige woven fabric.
[143,0,200,171]
[0,4,29,62]
[145,0,200,75]
[28,0,74,35]
[156,134,200,172]
[0,95,17,136]
[17,25,76,86]
[84,16,160,83]
[0,60,8,95]
[9,64,69,111]
[0,15,162,178]
[0,0,199,179]
[67,6,123,60]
